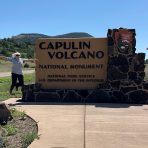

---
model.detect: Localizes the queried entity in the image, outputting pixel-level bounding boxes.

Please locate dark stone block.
[134,65,145,72]
[138,85,142,89]
[108,66,127,80]
[107,29,112,36]
[29,84,35,90]
[110,80,120,89]
[137,53,145,62]
[22,85,30,91]
[22,92,26,101]
[77,90,89,98]
[121,86,137,94]
[35,92,60,102]
[120,80,132,86]
[34,83,42,89]
[98,81,111,89]
[134,80,142,85]
[143,82,148,90]
[132,47,136,54]
[129,90,148,103]
[112,91,127,103]
[138,72,145,78]
[118,65,129,73]
[108,37,114,46]
[23,90,34,102]
[137,77,144,82]
[129,29,136,34]
[128,71,137,80]
[128,57,132,64]
[109,91,112,96]
[108,46,114,56]
[109,55,128,66]
[86,90,110,103]
[138,72,145,81]
[63,91,82,102]
[57,90,65,99]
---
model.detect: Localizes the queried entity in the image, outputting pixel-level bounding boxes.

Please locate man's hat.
[14,52,21,56]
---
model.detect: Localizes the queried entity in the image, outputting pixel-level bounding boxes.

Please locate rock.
[128,90,148,103]
[97,81,111,89]
[0,103,13,124]
[77,90,89,98]
[137,53,145,64]
[120,86,137,94]
[35,92,60,102]
[86,90,110,103]
[110,80,120,89]
[118,65,129,73]
[134,65,145,72]
[63,90,82,102]
[22,90,34,102]
[108,46,114,56]
[143,82,148,90]
[134,80,142,85]
[108,66,127,80]
[138,72,145,79]
[112,91,127,103]
[128,71,137,80]
[109,55,128,66]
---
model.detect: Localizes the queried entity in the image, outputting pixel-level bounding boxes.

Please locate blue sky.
[0,0,148,58]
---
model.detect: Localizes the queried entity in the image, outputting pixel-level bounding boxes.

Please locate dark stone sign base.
[22,82,148,103]
[22,28,148,103]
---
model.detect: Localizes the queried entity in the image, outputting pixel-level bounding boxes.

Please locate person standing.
[0,52,24,94]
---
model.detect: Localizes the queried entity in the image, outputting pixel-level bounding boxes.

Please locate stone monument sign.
[22,28,148,103]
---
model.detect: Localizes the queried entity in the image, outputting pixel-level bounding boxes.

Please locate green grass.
[10,108,26,119]
[0,61,12,72]
[0,73,35,101]
[3,125,17,136]
[21,132,39,148]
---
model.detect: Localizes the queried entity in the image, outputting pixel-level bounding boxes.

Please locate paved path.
[0,70,34,77]
[4,98,148,148]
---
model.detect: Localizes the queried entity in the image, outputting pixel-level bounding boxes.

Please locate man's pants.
[10,73,24,93]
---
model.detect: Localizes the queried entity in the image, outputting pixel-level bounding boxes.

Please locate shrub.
[24,63,29,68]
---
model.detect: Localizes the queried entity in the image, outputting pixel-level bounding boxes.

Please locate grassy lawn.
[0,73,35,101]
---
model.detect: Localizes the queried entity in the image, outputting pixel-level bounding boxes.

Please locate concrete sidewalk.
[4,98,148,148]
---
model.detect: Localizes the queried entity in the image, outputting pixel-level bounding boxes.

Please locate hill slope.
[12,32,93,44]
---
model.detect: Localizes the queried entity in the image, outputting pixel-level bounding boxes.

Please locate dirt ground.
[0,112,38,148]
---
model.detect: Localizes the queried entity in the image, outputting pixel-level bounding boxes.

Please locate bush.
[24,63,29,68]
